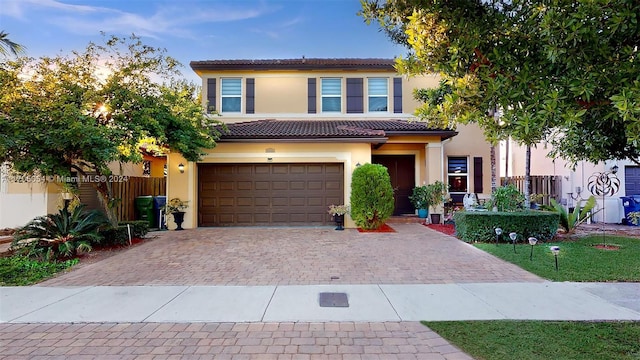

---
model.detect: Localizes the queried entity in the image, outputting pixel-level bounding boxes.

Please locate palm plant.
[11,205,108,260]
[0,31,26,57]
[549,196,600,234]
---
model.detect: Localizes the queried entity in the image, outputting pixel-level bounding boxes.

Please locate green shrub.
[454,211,559,242]
[11,205,108,261]
[99,220,149,246]
[350,163,395,230]
[487,184,526,211]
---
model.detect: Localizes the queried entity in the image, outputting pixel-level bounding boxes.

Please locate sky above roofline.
[1,0,406,83]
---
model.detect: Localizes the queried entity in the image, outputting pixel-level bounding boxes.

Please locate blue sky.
[1,0,405,82]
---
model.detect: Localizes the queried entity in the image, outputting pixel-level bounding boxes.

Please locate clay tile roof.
[216,120,457,142]
[191,58,396,71]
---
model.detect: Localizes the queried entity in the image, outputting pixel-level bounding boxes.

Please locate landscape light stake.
[495,228,502,246]
[509,232,518,253]
[528,237,538,261]
[550,246,560,271]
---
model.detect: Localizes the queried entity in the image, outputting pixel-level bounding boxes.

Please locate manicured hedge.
[454,211,559,243]
[99,220,149,246]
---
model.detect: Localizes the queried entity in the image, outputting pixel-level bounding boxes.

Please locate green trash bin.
[134,196,154,228]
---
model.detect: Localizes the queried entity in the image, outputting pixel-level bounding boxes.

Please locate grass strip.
[474,235,640,281]
[0,256,78,285]
[423,320,640,360]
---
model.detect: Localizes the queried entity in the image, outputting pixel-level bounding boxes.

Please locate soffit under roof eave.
[384,131,459,140]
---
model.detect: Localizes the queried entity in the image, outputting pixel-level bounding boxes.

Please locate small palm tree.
[0,31,26,57]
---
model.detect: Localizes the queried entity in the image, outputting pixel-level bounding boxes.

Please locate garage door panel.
[199,163,344,226]
[325,180,342,190]
[255,181,270,190]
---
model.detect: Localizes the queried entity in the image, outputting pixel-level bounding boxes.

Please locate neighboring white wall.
[505,142,630,223]
[0,192,49,228]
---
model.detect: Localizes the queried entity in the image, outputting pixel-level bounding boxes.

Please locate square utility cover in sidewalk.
[319,292,349,307]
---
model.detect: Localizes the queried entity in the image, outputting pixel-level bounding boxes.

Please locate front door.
[372,155,415,215]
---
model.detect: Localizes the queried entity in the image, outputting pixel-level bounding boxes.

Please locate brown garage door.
[198,163,344,226]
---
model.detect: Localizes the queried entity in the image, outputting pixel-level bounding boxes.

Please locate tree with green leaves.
[0,31,25,57]
[361,0,640,202]
[0,34,222,225]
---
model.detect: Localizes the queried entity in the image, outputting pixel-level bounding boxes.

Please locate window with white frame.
[321,78,341,112]
[368,78,388,112]
[448,157,468,194]
[221,78,242,112]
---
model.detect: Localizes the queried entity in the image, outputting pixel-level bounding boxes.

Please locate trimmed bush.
[487,184,526,211]
[350,163,395,230]
[454,211,559,242]
[99,220,149,246]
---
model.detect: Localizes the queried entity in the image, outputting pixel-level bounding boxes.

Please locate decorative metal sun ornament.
[587,171,620,197]
[587,169,620,249]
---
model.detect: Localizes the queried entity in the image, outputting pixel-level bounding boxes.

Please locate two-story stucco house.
[165,58,496,229]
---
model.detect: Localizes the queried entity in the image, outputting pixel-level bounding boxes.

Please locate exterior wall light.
[178,163,185,173]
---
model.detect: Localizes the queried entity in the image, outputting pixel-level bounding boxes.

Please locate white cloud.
[2,0,275,39]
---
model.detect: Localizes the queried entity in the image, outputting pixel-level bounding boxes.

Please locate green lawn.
[474,235,640,282]
[423,320,640,360]
[0,256,78,285]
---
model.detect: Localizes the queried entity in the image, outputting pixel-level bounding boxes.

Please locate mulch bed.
[357,223,396,233]
[425,223,456,236]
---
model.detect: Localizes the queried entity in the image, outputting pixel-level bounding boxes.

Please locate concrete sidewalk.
[2,282,638,323]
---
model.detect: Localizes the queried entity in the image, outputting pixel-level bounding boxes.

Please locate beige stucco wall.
[444,123,497,198]
[166,142,373,230]
[0,180,58,228]
[254,77,307,113]
[202,70,421,122]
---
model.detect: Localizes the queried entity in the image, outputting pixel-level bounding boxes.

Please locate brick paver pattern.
[41,224,542,286]
[0,322,474,360]
[8,224,547,359]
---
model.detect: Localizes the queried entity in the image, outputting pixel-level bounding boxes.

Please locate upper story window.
[368,78,388,112]
[448,157,469,193]
[221,78,242,113]
[321,78,341,112]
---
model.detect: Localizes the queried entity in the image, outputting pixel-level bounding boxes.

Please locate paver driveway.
[42,223,541,286]
[4,224,547,359]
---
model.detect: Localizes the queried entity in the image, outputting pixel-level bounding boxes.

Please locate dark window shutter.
[474,157,483,193]
[246,78,255,114]
[346,78,363,113]
[308,78,316,113]
[393,77,403,113]
[207,78,216,113]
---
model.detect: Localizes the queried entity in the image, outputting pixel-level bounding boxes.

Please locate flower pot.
[417,208,428,218]
[430,213,441,225]
[333,214,345,231]
[172,211,185,230]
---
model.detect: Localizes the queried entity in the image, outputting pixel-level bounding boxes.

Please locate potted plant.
[425,181,449,224]
[164,197,189,230]
[328,204,349,230]
[409,185,429,218]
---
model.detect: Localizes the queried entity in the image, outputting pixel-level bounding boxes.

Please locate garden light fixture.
[495,227,502,245]
[509,232,518,253]
[528,237,538,260]
[550,246,560,271]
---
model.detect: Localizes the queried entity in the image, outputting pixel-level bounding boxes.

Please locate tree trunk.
[490,145,497,193]
[72,165,118,227]
[524,145,531,209]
